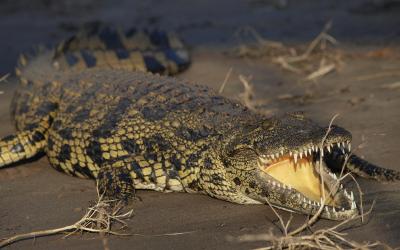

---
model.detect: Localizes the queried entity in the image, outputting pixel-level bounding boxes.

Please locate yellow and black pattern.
[52,25,190,75]
[6,51,256,203]
[37,70,250,197]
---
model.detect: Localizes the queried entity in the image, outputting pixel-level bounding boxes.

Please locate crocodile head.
[223,112,358,220]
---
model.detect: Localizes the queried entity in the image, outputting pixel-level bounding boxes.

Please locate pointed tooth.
[333,207,336,213]
[344,189,349,197]
[348,143,351,151]
[276,183,280,188]
[289,151,293,156]
[304,150,308,157]
[350,191,354,201]
[327,145,331,153]
[308,148,312,155]
[333,173,337,180]
[299,151,303,159]
[308,200,311,205]
[280,150,284,156]
[271,154,275,160]
[320,148,324,157]
[303,198,307,203]
[340,184,343,189]
[325,207,329,212]
[272,181,276,186]
[294,154,298,164]
[351,201,356,209]
[275,153,280,159]
[297,193,301,198]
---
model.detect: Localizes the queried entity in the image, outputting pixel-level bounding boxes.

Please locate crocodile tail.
[51,25,190,75]
[325,149,400,181]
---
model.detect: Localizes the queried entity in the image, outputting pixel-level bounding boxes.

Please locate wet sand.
[1,0,400,249]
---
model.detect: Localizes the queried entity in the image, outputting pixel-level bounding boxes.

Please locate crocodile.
[1,25,399,223]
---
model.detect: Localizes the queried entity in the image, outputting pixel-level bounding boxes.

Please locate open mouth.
[257,140,358,219]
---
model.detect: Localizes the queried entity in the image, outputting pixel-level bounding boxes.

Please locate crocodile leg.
[325,149,400,181]
[1,103,55,168]
[0,130,46,168]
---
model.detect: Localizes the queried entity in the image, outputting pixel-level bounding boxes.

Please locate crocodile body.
[1,26,399,223]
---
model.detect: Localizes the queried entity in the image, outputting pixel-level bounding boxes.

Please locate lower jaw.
[271,198,357,221]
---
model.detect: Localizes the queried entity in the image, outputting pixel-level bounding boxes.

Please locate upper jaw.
[258,140,352,165]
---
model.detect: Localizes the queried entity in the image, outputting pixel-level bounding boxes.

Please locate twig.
[0,73,10,83]
[302,21,334,58]
[273,57,302,74]
[238,74,256,110]
[288,114,339,236]
[237,74,273,115]
[264,199,290,236]
[380,81,400,90]
[219,67,233,94]
[0,73,9,95]
[306,63,336,81]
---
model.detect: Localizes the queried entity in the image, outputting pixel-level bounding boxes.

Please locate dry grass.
[0,183,196,248]
[234,201,388,250]
[381,81,400,90]
[234,22,343,81]
[238,74,273,116]
[218,67,233,94]
[229,115,392,249]
[217,68,274,115]
[0,184,134,248]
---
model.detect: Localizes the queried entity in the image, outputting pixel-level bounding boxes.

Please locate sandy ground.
[1,0,400,249]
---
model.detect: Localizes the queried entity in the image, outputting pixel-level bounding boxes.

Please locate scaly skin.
[1,25,399,222]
